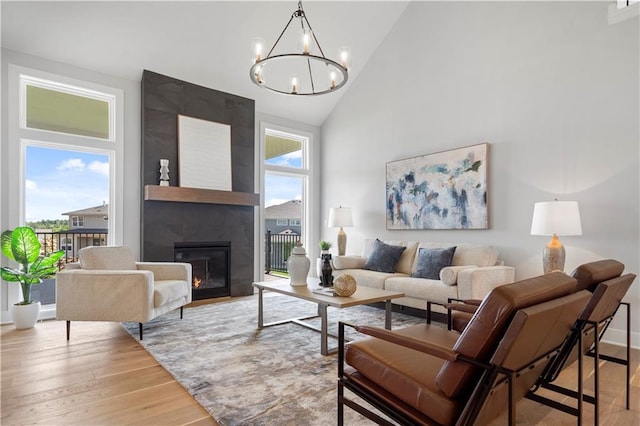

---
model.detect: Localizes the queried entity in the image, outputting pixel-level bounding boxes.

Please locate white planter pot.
[11,301,41,329]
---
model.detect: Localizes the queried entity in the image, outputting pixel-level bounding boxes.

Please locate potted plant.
[1,227,64,329]
[317,241,333,278]
[319,240,332,254]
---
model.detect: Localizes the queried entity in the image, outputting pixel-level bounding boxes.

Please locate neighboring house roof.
[278,229,298,235]
[265,200,301,219]
[62,203,109,216]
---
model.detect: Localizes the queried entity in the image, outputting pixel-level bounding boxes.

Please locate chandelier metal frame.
[249,1,349,96]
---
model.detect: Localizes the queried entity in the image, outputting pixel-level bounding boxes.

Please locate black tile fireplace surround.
[175,241,230,300]
[140,70,256,298]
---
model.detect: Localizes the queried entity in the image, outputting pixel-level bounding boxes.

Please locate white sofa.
[332,239,515,312]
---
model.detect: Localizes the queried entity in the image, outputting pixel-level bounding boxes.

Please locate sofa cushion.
[335,269,403,290]
[385,276,458,303]
[79,246,137,270]
[364,239,406,273]
[362,240,418,275]
[440,265,477,286]
[452,245,498,267]
[332,255,367,270]
[412,247,456,279]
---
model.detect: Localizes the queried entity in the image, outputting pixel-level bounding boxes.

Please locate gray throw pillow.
[363,239,406,273]
[411,246,457,279]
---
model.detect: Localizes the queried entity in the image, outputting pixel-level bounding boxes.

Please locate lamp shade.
[530,201,582,236]
[328,207,353,228]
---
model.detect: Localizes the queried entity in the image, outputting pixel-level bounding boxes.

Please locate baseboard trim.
[601,327,640,350]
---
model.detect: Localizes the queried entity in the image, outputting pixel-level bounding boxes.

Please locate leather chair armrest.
[355,326,458,362]
[443,303,479,314]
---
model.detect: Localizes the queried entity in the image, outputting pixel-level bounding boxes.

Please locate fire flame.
[193,277,202,288]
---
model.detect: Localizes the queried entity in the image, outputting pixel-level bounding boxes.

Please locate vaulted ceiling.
[2,1,410,126]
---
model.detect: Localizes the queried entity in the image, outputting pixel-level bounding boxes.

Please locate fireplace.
[174,241,231,300]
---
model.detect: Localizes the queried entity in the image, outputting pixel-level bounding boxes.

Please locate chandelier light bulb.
[302,32,311,54]
[252,38,265,62]
[329,70,337,89]
[340,47,350,70]
[291,77,298,94]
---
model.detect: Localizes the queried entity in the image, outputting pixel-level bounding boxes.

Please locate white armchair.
[56,246,192,340]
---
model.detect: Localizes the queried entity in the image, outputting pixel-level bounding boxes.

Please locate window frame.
[259,122,313,280]
[6,64,124,321]
[20,75,117,142]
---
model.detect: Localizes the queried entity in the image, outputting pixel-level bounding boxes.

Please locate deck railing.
[35,231,108,269]
[265,231,301,274]
[34,230,299,275]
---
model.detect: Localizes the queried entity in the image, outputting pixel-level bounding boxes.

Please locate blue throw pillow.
[363,239,406,273]
[411,246,457,279]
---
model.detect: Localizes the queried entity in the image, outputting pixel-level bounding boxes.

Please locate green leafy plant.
[1,227,64,305]
[319,241,332,251]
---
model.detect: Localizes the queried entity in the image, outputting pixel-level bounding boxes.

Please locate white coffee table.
[252,279,405,355]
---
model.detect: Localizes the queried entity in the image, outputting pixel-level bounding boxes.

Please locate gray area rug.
[123,292,425,425]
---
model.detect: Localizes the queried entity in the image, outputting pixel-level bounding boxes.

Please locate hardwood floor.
[1,320,217,426]
[2,318,639,425]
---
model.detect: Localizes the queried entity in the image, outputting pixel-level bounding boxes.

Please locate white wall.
[321,2,639,346]
[0,49,141,319]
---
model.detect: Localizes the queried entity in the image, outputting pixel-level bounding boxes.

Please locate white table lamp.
[328,206,353,256]
[530,200,582,273]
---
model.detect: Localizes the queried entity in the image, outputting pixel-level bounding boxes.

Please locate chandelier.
[250,1,349,96]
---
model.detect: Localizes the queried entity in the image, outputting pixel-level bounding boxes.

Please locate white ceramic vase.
[288,243,310,287]
[11,301,41,329]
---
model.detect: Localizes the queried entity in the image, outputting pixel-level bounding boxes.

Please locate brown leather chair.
[443,259,625,333]
[526,272,636,425]
[429,260,632,425]
[337,272,591,425]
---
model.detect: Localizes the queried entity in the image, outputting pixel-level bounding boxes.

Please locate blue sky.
[25,144,302,221]
[25,146,109,222]
[264,149,303,207]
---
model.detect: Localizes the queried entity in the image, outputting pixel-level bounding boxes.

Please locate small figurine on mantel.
[320,253,334,287]
[159,159,170,186]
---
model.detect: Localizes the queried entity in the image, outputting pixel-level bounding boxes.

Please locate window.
[262,124,311,278]
[25,83,112,139]
[265,134,303,169]
[7,65,123,321]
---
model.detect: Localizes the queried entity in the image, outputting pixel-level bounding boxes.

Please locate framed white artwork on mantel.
[178,114,232,191]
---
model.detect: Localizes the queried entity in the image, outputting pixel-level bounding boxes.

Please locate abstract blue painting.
[386,143,488,230]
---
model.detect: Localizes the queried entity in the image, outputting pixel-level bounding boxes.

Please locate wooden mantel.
[144,185,259,206]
